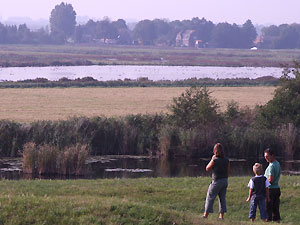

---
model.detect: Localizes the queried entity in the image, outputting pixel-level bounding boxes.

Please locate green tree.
[95,19,118,40]
[276,25,300,49]
[169,87,220,129]
[112,19,128,30]
[258,61,300,128]
[133,20,156,45]
[241,20,257,48]
[49,2,76,43]
[211,22,241,48]
[191,17,215,44]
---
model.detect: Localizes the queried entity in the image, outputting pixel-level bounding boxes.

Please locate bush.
[169,87,221,129]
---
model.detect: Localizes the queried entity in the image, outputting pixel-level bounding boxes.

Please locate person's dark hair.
[213,143,224,158]
[264,148,275,156]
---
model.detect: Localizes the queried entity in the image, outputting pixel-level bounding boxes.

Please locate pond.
[0,65,283,81]
[1,156,299,180]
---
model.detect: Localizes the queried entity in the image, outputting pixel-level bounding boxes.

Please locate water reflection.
[0,156,299,180]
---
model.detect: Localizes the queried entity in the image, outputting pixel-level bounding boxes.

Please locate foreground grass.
[0,86,275,122]
[0,176,299,224]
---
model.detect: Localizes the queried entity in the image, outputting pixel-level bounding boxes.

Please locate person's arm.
[266,188,270,202]
[246,188,253,202]
[206,155,216,172]
[227,161,230,177]
[267,164,275,184]
[268,175,274,184]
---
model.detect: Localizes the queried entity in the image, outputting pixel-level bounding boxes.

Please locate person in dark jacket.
[246,163,270,222]
[203,143,230,220]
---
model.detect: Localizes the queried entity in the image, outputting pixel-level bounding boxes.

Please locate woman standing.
[203,143,230,219]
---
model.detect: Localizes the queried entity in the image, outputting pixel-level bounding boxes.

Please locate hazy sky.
[1,0,300,25]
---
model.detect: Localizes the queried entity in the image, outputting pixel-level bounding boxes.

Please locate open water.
[1,156,299,180]
[0,65,283,81]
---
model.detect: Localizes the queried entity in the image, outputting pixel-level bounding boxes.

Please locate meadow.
[0,86,275,123]
[0,176,299,225]
[1,44,300,67]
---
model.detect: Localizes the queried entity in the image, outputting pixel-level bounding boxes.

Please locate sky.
[1,0,300,25]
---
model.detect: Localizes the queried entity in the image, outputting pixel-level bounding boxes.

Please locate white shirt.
[248,175,271,189]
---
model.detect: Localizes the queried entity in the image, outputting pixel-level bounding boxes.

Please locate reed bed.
[0,113,299,161]
[23,142,88,176]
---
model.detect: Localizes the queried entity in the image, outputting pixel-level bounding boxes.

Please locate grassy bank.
[0,87,275,122]
[1,44,300,67]
[0,176,299,224]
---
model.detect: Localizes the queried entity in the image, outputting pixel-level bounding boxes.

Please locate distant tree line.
[0,2,300,49]
[259,24,300,49]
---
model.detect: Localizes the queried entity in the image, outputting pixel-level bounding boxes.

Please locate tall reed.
[22,142,88,175]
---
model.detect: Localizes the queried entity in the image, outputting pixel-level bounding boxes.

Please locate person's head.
[253,163,263,175]
[264,148,275,163]
[213,143,224,158]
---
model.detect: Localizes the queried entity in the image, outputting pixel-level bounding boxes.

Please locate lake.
[0,65,283,81]
[1,156,299,180]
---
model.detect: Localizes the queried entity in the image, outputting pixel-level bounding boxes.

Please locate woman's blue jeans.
[204,178,228,213]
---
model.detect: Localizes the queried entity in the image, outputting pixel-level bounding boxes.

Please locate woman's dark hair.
[264,148,275,156]
[214,143,224,158]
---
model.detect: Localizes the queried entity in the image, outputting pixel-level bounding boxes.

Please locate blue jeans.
[249,197,267,220]
[204,178,228,213]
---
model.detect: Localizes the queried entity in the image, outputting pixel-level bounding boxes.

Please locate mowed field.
[0,86,276,123]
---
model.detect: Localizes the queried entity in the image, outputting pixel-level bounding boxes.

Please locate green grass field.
[1,44,300,67]
[0,86,275,122]
[0,176,299,224]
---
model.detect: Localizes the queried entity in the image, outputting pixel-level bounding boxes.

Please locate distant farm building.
[176,30,197,47]
[195,40,204,48]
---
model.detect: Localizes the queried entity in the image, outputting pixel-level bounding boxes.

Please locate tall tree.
[241,20,257,48]
[258,61,300,128]
[191,17,215,44]
[212,22,240,48]
[276,25,300,49]
[49,2,76,43]
[133,20,156,45]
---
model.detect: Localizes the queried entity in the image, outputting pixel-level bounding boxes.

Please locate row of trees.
[260,24,300,49]
[0,2,300,49]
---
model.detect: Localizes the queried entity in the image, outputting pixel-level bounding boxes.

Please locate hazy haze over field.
[0,0,300,25]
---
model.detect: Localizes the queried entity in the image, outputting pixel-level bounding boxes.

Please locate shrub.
[169,87,221,129]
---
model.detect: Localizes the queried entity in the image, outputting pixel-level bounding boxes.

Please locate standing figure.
[203,143,230,220]
[264,148,281,222]
[246,163,270,222]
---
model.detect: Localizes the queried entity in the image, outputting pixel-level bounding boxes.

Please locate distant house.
[99,38,117,44]
[195,40,203,48]
[176,30,197,47]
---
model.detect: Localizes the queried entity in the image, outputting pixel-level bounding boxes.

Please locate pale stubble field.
[0,86,276,123]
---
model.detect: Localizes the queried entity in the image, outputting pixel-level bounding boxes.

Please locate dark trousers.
[267,188,281,221]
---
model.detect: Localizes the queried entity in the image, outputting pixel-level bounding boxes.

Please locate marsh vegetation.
[1,44,300,67]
